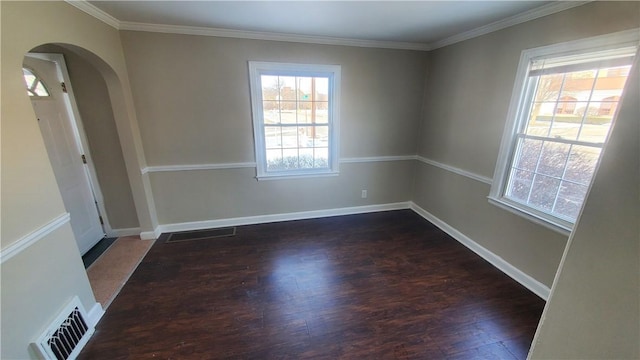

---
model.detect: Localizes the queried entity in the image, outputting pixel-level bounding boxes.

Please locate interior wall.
[120,31,428,224]
[0,2,150,358]
[31,44,140,230]
[529,54,639,359]
[412,1,640,287]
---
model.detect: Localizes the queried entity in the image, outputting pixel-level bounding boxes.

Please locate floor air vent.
[32,296,94,360]
[166,227,236,243]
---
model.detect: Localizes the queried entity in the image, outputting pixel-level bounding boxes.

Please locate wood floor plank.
[79,210,545,359]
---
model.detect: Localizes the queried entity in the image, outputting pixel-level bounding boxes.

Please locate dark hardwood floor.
[79,210,545,359]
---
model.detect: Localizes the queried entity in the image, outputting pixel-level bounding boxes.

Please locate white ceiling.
[84,1,583,50]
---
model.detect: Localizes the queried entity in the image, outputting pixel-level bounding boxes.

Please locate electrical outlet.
[361,190,368,198]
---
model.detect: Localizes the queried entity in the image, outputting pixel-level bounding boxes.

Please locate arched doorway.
[22,44,150,308]
[23,54,106,254]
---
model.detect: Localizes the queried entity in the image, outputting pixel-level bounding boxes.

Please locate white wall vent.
[32,296,95,360]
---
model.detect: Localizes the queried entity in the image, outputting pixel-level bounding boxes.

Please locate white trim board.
[340,155,416,163]
[141,156,417,174]
[141,162,257,174]
[65,0,588,52]
[0,213,71,264]
[65,0,120,28]
[86,302,105,328]
[110,227,142,238]
[410,202,550,300]
[158,202,411,235]
[138,201,549,300]
[120,21,431,51]
[429,1,591,50]
[416,156,493,185]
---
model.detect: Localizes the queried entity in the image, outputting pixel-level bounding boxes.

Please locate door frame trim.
[26,52,114,237]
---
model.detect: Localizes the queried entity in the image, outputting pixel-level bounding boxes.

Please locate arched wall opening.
[20,42,157,238]
[27,44,141,237]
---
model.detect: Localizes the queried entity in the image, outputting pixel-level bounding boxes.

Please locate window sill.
[487,196,572,237]
[256,171,339,181]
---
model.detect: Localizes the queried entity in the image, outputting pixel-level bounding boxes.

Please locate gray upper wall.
[120,32,428,166]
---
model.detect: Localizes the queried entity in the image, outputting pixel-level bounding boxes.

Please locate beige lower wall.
[0,223,97,360]
[412,163,567,287]
[150,161,415,225]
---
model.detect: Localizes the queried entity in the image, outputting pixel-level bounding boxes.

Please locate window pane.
[249,62,340,178]
[314,78,329,99]
[312,125,329,147]
[281,126,298,148]
[537,142,570,178]
[263,101,280,124]
[513,138,543,172]
[526,101,554,136]
[297,77,313,101]
[496,44,636,227]
[280,76,297,101]
[533,74,563,103]
[299,148,314,169]
[560,69,596,99]
[298,126,314,148]
[266,149,284,171]
[314,102,329,124]
[261,75,280,100]
[23,73,36,89]
[280,104,296,124]
[34,81,50,96]
[282,149,299,169]
[553,181,589,221]
[264,127,282,149]
[314,148,329,168]
[548,119,581,142]
[296,107,313,124]
[506,169,534,203]
[528,174,561,213]
[564,145,599,185]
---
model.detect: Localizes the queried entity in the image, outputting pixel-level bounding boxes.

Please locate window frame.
[489,29,639,235]
[248,61,341,180]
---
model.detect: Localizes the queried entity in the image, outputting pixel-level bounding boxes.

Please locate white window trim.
[489,29,640,235]
[248,61,341,180]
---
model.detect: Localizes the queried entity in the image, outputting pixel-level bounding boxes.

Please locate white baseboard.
[156,202,411,236]
[409,202,550,300]
[86,302,105,328]
[136,201,548,300]
[110,227,141,237]
[139,229,160,241]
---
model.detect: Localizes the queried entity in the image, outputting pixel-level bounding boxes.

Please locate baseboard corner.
[409,202,550,300]
[86,302,105,327]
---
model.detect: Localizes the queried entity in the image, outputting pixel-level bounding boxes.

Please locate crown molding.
[118,21,432,51]
[429,1,592,50]
[65,0,120,29]
[64,0,590,52]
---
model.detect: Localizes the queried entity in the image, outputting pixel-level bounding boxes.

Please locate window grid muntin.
[249,62,340,178]
[261,73,331,172]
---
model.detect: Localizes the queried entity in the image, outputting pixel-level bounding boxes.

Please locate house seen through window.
[490,31,638,232]
[248,62,340,179]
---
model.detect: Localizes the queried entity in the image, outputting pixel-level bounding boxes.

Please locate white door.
[24,56,105,254]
